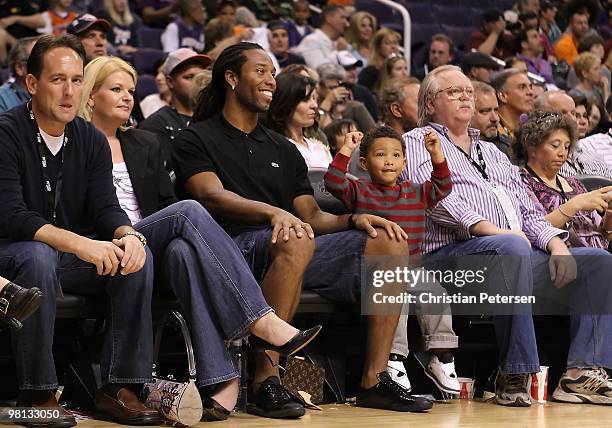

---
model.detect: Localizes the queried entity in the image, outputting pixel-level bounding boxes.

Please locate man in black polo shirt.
[173,42,432,418]
[139,47,211,167]
[0,34,161,427]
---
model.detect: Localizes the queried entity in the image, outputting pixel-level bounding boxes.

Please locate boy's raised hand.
[338,131,364,157]
[424,129,445,164]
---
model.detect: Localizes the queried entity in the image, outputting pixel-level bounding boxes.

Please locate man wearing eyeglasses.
[491,69,534,142]
[402,65,612,408]
[315,62,375,132]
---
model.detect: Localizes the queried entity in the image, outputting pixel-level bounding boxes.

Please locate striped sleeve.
[404,128,486,239]
[420,159,452,208]
[324,152,359,211]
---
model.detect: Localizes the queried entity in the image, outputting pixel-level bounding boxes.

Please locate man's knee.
[365,232,409,257]
[271,231,315,266]
[491,235,532,256]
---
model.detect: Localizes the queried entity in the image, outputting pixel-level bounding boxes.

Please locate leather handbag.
[142,310,202,427]
[282,355,325,405]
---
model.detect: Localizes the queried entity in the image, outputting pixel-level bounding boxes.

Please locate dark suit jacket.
[119,128,177,218]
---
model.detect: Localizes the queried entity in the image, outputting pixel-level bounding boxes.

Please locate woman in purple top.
[515,110,612,249]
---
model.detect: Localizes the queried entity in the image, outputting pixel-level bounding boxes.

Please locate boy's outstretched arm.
[324,132,363,210]
[421,130,453,207]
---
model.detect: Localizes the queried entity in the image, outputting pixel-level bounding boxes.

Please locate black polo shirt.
[138,105,191,168]
[172,113,313,236]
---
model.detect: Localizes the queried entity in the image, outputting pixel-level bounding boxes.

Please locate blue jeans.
[432,235,612,373]
[134,200,272,387]
[0,241,155,390]
[231,227,368,304]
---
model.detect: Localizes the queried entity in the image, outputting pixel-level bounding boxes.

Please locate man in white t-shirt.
[293,5,349,69]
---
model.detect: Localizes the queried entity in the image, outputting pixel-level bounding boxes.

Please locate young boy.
[286,0,313,47]
[161,0,205,52]
[324,125,460,395]
[323,118,357,156]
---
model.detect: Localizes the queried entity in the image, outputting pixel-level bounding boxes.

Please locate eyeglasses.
[434,86,475,100]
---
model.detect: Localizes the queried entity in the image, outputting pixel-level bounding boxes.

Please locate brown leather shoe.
[94,387,162,425]
[17,390,76,428]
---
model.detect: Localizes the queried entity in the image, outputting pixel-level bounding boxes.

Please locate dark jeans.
[432,235,612,373]
[231,227,368,304]
[0,241,155,390]
[134,201,272,387]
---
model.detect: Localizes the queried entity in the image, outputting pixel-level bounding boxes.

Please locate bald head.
[535,90,578,129]
[535,91,575,115]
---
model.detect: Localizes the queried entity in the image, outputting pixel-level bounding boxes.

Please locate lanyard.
[27,102,68,224]
[524,165,568,202]
[453,143,489,180]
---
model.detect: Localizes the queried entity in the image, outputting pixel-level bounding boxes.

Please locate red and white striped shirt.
[324,152,452,257]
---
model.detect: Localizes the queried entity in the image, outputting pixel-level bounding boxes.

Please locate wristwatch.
[347,214,357,229]
[122,231,147,247]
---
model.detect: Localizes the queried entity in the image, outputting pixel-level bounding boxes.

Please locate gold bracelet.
[557,206,573,219]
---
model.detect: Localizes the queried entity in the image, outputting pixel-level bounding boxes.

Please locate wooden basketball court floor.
[2,400,610,427]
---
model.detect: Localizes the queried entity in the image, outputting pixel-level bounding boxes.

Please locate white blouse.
[112,162,143,225]
[289,137,333,169]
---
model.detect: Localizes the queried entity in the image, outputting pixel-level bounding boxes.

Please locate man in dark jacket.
[0,34,160,428]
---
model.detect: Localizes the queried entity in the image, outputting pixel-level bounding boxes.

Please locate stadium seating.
[135,74,158,103]
[137,26,164,50]
[132,48,165,75]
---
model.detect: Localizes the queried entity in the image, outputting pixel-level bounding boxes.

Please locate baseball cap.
[67,13,111,35]
[267,20,288,32]
[460,52,501,72]
[336,50,363,68]
[163,48,213,76]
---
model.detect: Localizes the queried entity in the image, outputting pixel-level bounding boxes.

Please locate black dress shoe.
[201,397,230,421]
[246,376,304,419]
[356,372,433,412]
[250,325,322,356]
[0,282,43,330]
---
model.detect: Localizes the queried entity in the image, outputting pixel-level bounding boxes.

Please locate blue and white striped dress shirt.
[401,123,566,254]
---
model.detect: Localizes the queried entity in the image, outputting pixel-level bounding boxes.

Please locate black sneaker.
[356,372,433,412]
[495,372,532,407]
[247,376,305,419]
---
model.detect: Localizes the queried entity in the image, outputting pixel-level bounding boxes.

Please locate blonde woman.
[377,55,409,99]
[79,56,321,421]
[569,52,609,107]
[96,0,142,57]
[345,11,377,68]
[358,28,401,91]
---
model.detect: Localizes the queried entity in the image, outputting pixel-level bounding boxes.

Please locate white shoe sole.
[553,388,612,405]
[423,365,460,394]
[494,395,531,407]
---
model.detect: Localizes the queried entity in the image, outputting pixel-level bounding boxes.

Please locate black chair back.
[308,168,350,215]
[575,175,612,191]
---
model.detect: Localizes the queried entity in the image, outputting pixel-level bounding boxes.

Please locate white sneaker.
[386,359,412,392]
[424,355,460,394]
[552,368,612,405]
